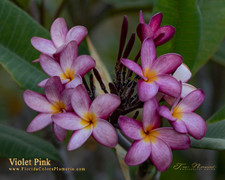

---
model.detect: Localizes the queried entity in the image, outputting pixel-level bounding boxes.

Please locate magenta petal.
[158,105,176,121]
[137,23,154,42]
[163,95,176,106]
[50,18,68,48]
[155,127,190,150]
[182,112,207,139]
[143,98,160,130]
[31,37,56,55]
[72,55,96,77]
[154,25,175,46]
[52,112,86,130]
[149,12,163,33]
[120,58,146,80]
[141,38,157,69]
[38,78,49,87]
[65,26,88,45]
[118,116,143,140]
[171,120,188,133]
[44,76,64,104]
[137,79,159,102]
[150,137,172,172]
[178,90,205,112]
[173,63,192,83]
[152,53,183,74]
[139,10,145,24]
[181,83,197,98]
[65,75,82,89]
[92,119,118,148]
[61,88,75,111]
[90,94,121,119]
[40,54,63,77]
[125,140,151,166]
[71,84,91,118]
[27,113,52,132]
[67,127,92,151]
[52,123,67,142]
[24,90,52,113]
[60,41,78,73]
[156,75,181,98]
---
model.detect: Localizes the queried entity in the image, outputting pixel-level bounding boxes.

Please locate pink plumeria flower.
[137,11,175,46]
[23,76,75,141]
[158,89,207,139]
[121,38,182,102]
[118,98,190,171]
[31,17,88,62]
[38,41,95,88]
[52,84,121,151]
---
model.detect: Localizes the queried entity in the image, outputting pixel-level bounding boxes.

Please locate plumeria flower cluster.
[23,12,206,173]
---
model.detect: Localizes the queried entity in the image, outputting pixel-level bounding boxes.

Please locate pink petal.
[60,41,78,73]
[44,76,64,104]
[141,38,157,69]
[67,127,92,151]
[152,53,183,74]
[154,127,190,150]
[65,26,88,45]
[31,37,56,55]
[150,137,172,172]
[71,84,91,118]
[156,75,181,98]
[50,17,68,48]
[181,83,197,98]
[149,12,163,33]
[173,63,192,83]
[32,58,39,63]
[136,23,154,42]
[72,55,96,77]
[23,90,52,113]
[40,54,63,77]
[137,79,159,102]
[142,98,160,130]
[52,112,87,130]
[178,89,205,112]
[61,88,75,111]
[118,116,144,140]
[37,78,49,88]
[120,58,146,80]
[90,94,121,119]
[125,140,151,166]
[27,113,52,132]
[154,25,175,46]
[92,119,118,148]
[65,75,82,89]
[158,105,176,121]
[163,95,176,106]
[139,10,145,24]
[52,123,67,142]
[182,112,207,139]
[170,120,188,133]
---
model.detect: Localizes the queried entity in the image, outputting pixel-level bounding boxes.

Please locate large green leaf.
[192,0,225,73]
[212,40,225,67]
[153,0,201,70]
[207,105,225,124]
[0,124,61,161]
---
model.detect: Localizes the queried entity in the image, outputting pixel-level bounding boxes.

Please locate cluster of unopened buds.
[24,11,207,172]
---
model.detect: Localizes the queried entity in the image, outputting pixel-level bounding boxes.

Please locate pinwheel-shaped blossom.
[23,76,75,141]
[158,89,207,139]
[52,84,121,150]
[118,98,190,171]
[121,38,182,102]
[137,11,175,46]
[31,17,88,62]
[38,41,95,88]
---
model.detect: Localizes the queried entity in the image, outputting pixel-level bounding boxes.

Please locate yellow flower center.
[140,128,160,143]
[50,101,66,114]
[143,68,158,83]
[81,112,98,130]
[60,68,75,82]
[172,106,183,120]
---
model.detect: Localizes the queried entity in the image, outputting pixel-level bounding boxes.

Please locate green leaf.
[191,119,225,150]
[207,105,225,124]
[212,40,225,67]
[0,124,61,161]
[153,0,201,70]
[192,0,225,73]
